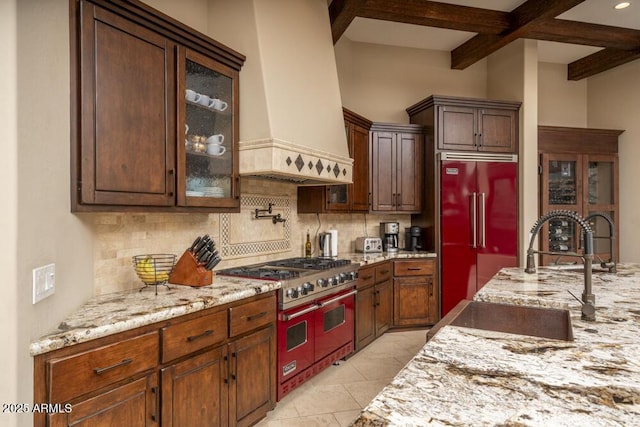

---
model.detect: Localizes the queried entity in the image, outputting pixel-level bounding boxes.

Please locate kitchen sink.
[427,300,574,342]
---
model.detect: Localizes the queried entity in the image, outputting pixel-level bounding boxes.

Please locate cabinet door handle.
[187,329,213,342]
[478,133,482,146]
[428,278,433,297]
[167,169,175,197]
[93,358,132,375]
[397,192,401,207]
[247,311,267,321]
[151,386,159,421]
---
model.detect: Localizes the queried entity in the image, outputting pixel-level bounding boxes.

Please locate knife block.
[169,250,213,287]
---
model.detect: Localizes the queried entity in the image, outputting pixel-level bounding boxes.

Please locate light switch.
[33,263,55,304]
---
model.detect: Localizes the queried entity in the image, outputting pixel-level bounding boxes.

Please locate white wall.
[0,1,19,425]
[538,62,587,127]
[587,60,640,262]
[14,2,95,424]
[334,40,488,123]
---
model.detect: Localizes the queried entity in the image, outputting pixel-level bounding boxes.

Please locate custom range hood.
[210,0,352,184]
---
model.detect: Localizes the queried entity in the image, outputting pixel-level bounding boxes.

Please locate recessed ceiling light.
[614,2,631,10]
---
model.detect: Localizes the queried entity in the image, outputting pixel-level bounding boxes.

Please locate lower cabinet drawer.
[229,294,276,337]
[48,332,158,403]
[394,260,435,276]
[161,309,228,363]
[375,262,392,283]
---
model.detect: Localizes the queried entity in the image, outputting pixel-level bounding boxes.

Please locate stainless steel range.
[217,257,359,400]
[217,257,358,310]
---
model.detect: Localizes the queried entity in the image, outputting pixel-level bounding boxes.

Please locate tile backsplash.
[88,178,411,295]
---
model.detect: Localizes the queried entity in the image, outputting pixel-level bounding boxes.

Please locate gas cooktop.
[217,257,352,280]
[217,257,358,310]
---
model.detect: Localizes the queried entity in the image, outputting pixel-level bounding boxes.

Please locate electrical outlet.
[33,263,55,304]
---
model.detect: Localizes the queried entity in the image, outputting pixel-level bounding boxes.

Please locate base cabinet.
[34,293,276,427]
[161,347,227,427]
[229,326,276,427]
[48,374,158,427]
[355,262,392,352]
[393,259,439,327]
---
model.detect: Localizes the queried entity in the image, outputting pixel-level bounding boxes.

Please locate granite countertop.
[352,263,640,426]
[29,276,281,356]
[344,251,437,266]
[30,252,435,357]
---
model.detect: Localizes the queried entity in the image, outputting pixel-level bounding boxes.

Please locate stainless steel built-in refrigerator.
[440,152,518,316]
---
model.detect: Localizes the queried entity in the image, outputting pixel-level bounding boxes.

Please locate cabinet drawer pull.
[380,269,389,275]
[187,329,213,342]
[407,267,423,271]
[360,274,373,281]
[93,358,133,375]
[247,311,267,321]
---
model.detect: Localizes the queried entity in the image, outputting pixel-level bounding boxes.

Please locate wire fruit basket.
[133,254,177,292]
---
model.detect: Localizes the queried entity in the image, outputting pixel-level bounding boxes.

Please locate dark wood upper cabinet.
[70,0,244,212]
[369,123,424,213]
[407,95,520,154]
[297,108,372,213]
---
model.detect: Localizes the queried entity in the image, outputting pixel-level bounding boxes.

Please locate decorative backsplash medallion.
[220,194,291,258]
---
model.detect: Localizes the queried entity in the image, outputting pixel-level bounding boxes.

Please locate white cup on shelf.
[206,143,226,156]
[197,94,212,107]
[210,98,228,112]
[206,134,224,144]
[185,89,200,103]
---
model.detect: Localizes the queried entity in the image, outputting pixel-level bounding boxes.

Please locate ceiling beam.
[329,0,368,44]
[359,0,509,35]
[451,0,586,70]
[528,19,640,50]
[568,47,640,80]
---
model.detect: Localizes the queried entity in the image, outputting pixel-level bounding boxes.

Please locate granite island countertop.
[29,275,281,356]
[344,251,437,266]
[351,263,640,426]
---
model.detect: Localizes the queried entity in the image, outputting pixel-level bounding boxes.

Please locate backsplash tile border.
[220,193,291,258]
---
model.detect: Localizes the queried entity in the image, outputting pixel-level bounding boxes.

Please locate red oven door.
[277,302,317,384]
[314,288,356,361]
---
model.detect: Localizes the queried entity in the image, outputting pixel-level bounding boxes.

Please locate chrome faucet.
[584,212,617,273]
[525,210,596,321]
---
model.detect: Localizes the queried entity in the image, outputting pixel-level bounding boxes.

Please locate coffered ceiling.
[329,0,640,80]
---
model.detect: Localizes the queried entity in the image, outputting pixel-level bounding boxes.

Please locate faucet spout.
[584,212,617,273]
[525,210,596,321]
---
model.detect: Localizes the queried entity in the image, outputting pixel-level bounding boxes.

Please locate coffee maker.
[405,226,422,251]
[380,222,400,253]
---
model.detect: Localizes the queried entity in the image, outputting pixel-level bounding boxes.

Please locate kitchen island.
[351,264,640,426]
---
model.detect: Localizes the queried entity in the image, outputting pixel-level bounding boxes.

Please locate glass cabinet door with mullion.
[583,154,619,264]
[177,48,239,209]
[540,153,583,265]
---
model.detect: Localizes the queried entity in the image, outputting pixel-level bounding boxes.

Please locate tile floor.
[256,329,429,427]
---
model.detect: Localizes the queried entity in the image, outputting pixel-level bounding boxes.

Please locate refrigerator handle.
[471,192,477,248]
[479,192,486,248]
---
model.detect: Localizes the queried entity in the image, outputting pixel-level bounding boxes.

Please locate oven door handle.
[281,304,320,321]
[318,289,358,307]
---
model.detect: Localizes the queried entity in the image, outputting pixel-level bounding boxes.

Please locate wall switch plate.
[33,263,55,304]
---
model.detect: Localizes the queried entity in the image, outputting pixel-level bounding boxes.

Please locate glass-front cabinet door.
[177,48,239,209]
[584,154,618,263]
[540,153,583,265]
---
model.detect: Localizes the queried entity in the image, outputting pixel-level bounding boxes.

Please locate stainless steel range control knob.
[327,277,336,286]
[298,285,306,296]
[334,274,341,284]
[317,278,327,287]
[348,271,358,280]
[303,282,314,292]
[286,288,299,298]
[339,273,347,283]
